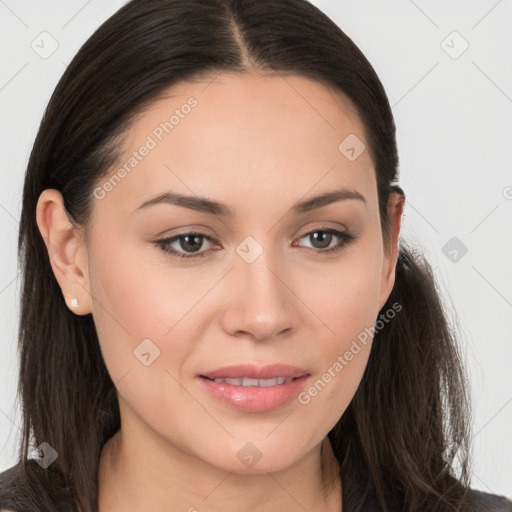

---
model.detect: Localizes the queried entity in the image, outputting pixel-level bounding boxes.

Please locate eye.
[155,232,215,259]
[154,228,355,260]
[294,228,355,255]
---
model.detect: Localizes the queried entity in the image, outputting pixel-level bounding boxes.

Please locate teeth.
[212,376,294,386]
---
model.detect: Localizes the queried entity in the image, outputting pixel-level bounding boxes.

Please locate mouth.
[200,375,301,386]
[197,374,311,413]
[198,363,310,381]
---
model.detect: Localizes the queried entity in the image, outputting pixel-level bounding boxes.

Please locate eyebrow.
[134,187,366,217]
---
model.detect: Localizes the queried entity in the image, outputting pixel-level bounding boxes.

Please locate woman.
[0,0,511,511]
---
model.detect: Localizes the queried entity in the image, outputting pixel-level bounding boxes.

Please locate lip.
[197,374,311,413]
[199,364,309,380]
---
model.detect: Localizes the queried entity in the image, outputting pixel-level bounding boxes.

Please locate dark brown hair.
[7,0,478,510]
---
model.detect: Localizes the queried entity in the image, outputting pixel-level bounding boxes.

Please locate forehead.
[94,72,375,217]
[129,71,366,152]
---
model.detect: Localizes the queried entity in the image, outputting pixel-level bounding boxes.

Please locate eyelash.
[154,228,355,260]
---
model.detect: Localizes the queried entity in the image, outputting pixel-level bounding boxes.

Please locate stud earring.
[71,298,79,308]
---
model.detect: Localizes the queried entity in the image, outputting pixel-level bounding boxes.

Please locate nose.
[219,250,299,342]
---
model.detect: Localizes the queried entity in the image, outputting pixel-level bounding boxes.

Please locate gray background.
[1,0,511,498]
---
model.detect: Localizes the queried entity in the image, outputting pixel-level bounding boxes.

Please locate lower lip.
[197,375,310,413]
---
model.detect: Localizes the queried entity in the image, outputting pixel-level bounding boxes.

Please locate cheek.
[88,235,219,388]
[87,238,168,380]
[296,238,383,425]
[308,233,384,336]
[298,297,376,436]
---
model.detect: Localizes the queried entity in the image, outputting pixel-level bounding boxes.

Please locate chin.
[199,438,310,475]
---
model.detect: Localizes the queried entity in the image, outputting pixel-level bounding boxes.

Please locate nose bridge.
[243,250,282,307]
[221,236,296,340]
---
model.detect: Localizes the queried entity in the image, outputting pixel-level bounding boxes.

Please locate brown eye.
[295,228,355,254]
[156,233,214,259]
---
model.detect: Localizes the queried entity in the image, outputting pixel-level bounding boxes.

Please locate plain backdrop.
[1,0,511,499]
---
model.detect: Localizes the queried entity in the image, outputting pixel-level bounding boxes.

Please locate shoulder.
[465,487,512,511]
[0,459,78,512]
[0,461,27,512]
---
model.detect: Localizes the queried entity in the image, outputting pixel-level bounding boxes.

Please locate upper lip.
[200,364,310,380]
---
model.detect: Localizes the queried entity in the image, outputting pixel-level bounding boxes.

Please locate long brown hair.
[8,0,477,510]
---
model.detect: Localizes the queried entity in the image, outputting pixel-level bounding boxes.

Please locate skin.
[36,72,404,512]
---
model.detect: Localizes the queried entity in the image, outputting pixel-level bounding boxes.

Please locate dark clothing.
[1,454,511,511]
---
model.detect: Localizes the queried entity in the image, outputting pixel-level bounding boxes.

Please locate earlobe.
[35,189,92,315]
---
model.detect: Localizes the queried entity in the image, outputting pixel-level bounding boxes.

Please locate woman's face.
[59,72,401,473]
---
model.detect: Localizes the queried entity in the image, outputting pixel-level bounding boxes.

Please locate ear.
[35,189,92,315]
[378,189,405,310]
